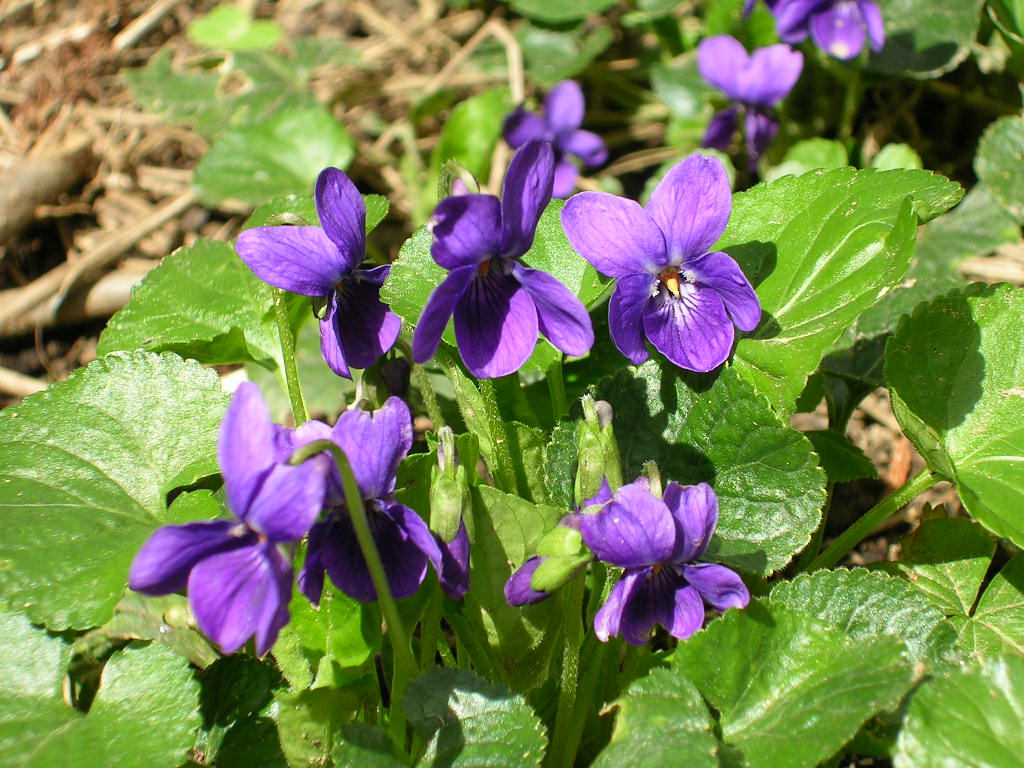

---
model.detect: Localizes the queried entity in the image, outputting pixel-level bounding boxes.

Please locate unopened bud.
[575,395,622,506]
[530,554,591,593]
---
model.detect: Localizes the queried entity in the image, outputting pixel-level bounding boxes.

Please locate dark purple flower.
[561,155,760,373]
[236,167,401,379]
[771,0,884,60]
[413,141,594,378]
[698,35,803,169]
[129,382,330,655]
[297,397,464,603]
[503,81,608,198]
[580,479,748,645]
[504,479,612,606]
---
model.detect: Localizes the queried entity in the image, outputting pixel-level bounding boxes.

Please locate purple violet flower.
[503,81,608,198]
[298,397,467,603]
[769,0,885,61]
[580,479,749,645]
[698,35,803,170]
[129,382,330,655]
[236,167,401,379]
[561,154,760,373]
[413,140,594,378]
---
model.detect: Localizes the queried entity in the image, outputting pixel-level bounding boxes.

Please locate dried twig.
[0,365,46,399]
[112,0,188,52]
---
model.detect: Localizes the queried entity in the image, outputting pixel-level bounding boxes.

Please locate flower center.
[478,259,491,277]
[658,267,681,298]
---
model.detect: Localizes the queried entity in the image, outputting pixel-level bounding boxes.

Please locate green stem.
[412,362,445,429]
[547,357,567,424]
[436,632,457,667]
[836,64,862,144]
[564,637,611,767]
[445,600,503,682]
[273,289,307,424]
[808,469,934,571]
[545,575,586,768]
[419,583,442,671]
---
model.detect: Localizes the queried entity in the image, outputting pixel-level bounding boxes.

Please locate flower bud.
[429,426,472,542]
[574,395,622,506]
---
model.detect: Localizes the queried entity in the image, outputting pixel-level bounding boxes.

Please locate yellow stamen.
[478,259,491,277]
[659,268,681,298]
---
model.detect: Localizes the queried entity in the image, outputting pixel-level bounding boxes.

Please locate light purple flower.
[236,167,401,379]
[581,479,749,645]
[503,81,608,198]
[298,397,466,603]
[698,35,803,169]
[561,154,760,373]
[129,382,330,656]
[413,140,594,378]
[770,0,885,61]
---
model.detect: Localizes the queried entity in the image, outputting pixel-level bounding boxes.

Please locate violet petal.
[703,106,739,152]
[608,273,656,365]
[505,556,550,606]
[562,192,667,278]
[560,129,607,167]
[859,0,885,51]
[330,396,412,500]
[773,0,822,43]
[743,45,804,106]
[413,264,477,364]
[499,140,555,258]
[663,482,719,563]
[129,520,246,595]
[593,569,644,642]
[319,291,351,379]
[683,563,750,611]
[513,264,594,357]
[669,583,706,640]
[552,159,578,199]
[331,266,402,371]
[236,225,349,296]
[744,108,780,163]
[697,35,748,99]
[616,567,677,646]
[642,284,734,372]
[219,382,276,522]
[646,155,732,263]
[245,461,328,543]
[580,481,675,568]
[430,194,502,270]
[315,167,365,261]
[544,80,585,134]
[687,251,761,332]
[453,268,539,379]
[810,1,866,60]
[437,519,470,600]
[503,107,550,148]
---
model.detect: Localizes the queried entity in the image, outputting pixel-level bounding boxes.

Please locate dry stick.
[0,139,93,246]
[0,190,197,334]
[0,366,46,399]
[485,20,524,193]
[112,0,188,52]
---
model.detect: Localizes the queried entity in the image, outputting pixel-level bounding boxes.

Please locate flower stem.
[547,357,568,424]
[273,289,307,424]
[545,574,586,768]
[836,64,862,144]
[808,469,935,571]
[412,362,445,429]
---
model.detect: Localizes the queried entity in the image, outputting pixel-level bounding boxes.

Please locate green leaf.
[3,636,202,768]
[976,114,1024,223]
[526,199,609,311]
[0,352,227,629]
[596,361,825,576]
[508,0,617,24]
[195,106,354,206]
[431,89,510,186]
[990,0,1024,44]
[332,724,403,767]
[274,687,362,768]
[870,0,983,78]
[243,194,320,229]
[762,138,848,183]
[894,655,1024,768]
[804,429,877,483]
[364,194,390,234]
[672,601,913,768]
[877,516,996,616]
[651,56,712,120]
[886,284,1024,546]
[97,239,289,370]
[770,568,954,666]
[470,485,563,684]
[518,23,614,87]
[955,553,1024,659]
[543,420,578,510]
[722,167,962,414]
[590,667,718,768]
[187,4,282,51]
[403,667,547,767]
[870,143,923,171]
[506,421,552,504]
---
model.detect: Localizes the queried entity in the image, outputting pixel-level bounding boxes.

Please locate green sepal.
[536,525,584,558]
[530,554,591,593]
[574,395,622,505]
[429,464,469,543]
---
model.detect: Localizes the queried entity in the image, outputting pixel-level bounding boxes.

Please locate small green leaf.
[509,0,617,24]
[187,4,282,51]
[886,284,1024,546]
[877,516,996,616]
[596,361,825,576]
[895,655,1024,768]
[403,668,547,767]
[762,138,847,183]
[722,167,962,414]
[506,420,553,504]
[98,239,290,370]
[804,429,877,483]
[0,352,227,629]
[431,89,510,187]
[591,667,718,768]
[650,55,712,119]
[990,0,1024,43]
[332,723,403,767]
[364,194,390,234]
[525,199,610,310]
[870,0,983,78]
[770,568,954,666]
[976,114,1024,223]
[274,687,363,768]
[672,601,913,768]
[519,23,614,87]
[870,143,923,171]
[195,106,354,206]
[543,420,578,510]
[243,194,319,229]
[955,553,1024,659]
